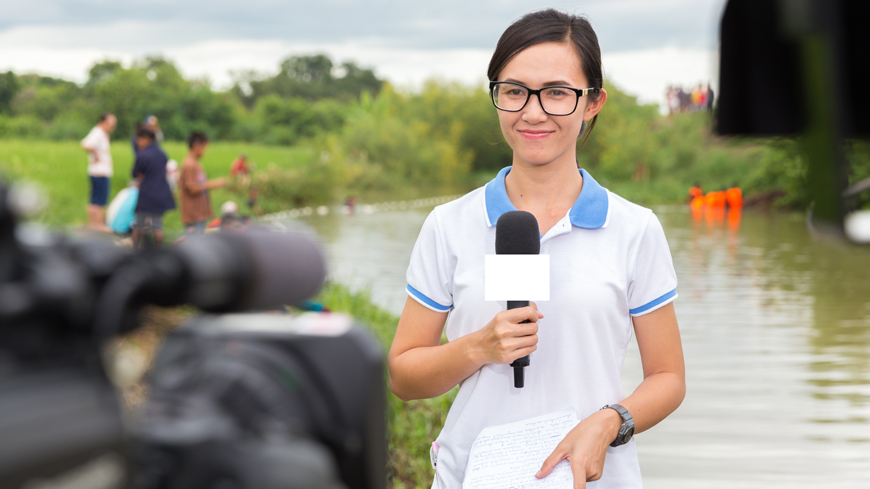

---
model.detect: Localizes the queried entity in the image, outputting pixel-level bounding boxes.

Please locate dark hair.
[487,9,603,150]
[98,113,113,123]
[188,131,209,149]
[135,122,156,140]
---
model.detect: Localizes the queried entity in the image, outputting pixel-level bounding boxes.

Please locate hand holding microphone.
[473,304,543,365]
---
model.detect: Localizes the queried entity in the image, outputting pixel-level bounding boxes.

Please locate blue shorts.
[89,176,110,206]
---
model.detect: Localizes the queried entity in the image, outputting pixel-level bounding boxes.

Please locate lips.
[518,130,553,140]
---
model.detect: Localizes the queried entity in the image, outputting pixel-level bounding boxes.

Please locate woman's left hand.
[535,408,622,489]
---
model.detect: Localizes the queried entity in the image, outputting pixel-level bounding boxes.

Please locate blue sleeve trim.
[629,288,677,315]
[407,285,452,312]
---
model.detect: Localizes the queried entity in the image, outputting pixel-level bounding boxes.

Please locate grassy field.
[0,139,316,229]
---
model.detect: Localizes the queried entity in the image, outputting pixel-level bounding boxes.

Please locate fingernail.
[535,470,541,477]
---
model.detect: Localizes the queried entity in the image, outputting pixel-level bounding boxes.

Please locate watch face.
[625,426,635,440]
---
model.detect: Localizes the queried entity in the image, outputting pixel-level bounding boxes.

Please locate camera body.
[137,313,385,489]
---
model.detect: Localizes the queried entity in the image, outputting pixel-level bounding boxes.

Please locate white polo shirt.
[406,166,678,489]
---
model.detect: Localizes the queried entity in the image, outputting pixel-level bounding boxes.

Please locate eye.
[546,88,568,97]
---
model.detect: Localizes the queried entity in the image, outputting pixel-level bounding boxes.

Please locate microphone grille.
[495,211,540,254]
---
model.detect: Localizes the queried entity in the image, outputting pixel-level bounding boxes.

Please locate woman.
[388,9,685,489]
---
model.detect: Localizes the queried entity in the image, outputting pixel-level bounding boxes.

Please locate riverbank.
[115,282,448,488]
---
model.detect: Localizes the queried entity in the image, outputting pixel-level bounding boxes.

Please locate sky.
[0,0,727,108]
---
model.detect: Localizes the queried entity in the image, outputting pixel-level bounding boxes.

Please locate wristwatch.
[601,404,635,447]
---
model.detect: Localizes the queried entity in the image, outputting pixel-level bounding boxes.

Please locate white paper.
[462,410,578,489]
[484,255,550,301]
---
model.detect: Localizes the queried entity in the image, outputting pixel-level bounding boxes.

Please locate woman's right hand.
[471,303,543,365]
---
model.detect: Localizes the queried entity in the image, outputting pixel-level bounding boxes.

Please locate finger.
[535,446,566,479]
[506,334,538,351]
[530,301,544,318]
[505,306,542,325]
[571,458,587,489]
[517,321,538,336]
[509,345,537,362]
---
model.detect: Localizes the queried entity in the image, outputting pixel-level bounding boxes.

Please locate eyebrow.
[502,78,576,87]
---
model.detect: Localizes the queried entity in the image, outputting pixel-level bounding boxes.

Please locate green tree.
[0,71,19,114]
[237,54,384,107]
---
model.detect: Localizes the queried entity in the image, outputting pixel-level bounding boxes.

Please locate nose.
[521,93,548,123]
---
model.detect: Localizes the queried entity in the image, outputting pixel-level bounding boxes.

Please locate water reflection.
[288,203,870,488]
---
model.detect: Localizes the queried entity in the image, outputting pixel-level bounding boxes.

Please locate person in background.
[131,125,175,248]
[230,153,251,187]
[678,87,689,112]
[691,85,703,111]
[230,153,249,177]
[131,115,165,157]
[105,180,139,235]
[166,159,180,191]
[247,186,259,210]
[80,113,117,231]
[666,86,680,115]
[181,132,226,234]
[206,200,239,230]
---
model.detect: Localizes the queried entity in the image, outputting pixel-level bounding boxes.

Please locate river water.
[291,202,870,488]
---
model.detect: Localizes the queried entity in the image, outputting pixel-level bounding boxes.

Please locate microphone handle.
[507,300,531,388]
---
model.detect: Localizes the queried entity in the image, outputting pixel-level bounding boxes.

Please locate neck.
[505,158,583,211]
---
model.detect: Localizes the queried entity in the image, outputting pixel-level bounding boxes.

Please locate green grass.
[317,283,456,489]
[0,139,316,229]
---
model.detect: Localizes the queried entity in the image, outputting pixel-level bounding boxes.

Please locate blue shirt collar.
[484,166,609,229]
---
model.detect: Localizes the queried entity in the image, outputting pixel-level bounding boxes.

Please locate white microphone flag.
[484,255,550,301]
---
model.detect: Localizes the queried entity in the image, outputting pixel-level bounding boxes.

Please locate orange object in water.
[688,186,703,200]
[691,196,705,209]
[704,191,726,207]
[725,187,743,209]
[728,207,742,230]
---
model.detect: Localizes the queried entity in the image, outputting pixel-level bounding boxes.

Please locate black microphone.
[495,210,540,388]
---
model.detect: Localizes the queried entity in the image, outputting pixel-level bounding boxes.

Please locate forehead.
[498,42,586,87]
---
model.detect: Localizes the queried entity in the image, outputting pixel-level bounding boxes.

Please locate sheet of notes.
[463,410,580,489]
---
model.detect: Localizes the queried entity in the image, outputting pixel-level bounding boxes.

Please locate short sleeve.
[406,210,453,312]
[81,128,97,149]
[627,213,678,316]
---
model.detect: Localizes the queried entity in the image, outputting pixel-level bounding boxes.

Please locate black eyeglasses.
[489,81,599,116]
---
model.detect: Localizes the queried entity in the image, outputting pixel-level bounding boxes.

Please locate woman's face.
[495,42,606,167]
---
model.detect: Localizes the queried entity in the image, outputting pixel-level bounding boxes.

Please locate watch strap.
[602,404,631,422]
[601,404,634,447]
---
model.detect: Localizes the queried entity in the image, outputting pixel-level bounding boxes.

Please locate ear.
[583,89,607,122]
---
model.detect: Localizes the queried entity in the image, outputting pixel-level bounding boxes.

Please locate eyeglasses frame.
[488,81,600,116]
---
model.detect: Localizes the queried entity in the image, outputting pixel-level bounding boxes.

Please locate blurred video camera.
[0,182,386,489]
